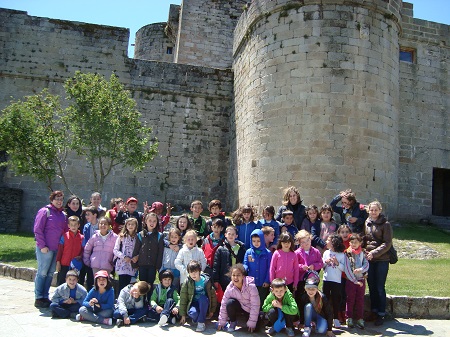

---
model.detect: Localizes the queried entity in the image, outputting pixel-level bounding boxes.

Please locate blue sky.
[0,0,448,57]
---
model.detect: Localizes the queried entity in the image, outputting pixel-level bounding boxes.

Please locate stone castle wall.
[0,8,233,231]
[134,23,175,62]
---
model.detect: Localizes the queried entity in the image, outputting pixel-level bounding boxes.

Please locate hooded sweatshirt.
[243,229,272,287]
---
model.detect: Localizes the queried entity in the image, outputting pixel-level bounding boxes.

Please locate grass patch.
[0,232,37,269]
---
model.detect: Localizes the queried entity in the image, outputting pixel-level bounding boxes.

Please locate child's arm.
[337,253,345,272]
[116,288,130,317]
[198,248,207,271]
[243,250,250,271]
[269,251,278,282]
[51,285,64,304]
[264,252,272,285]
[212,248,221,285]
[262,292,275,313]
[281,291,298,316]
[311,225,326,248]
[247,283,261,330]
[293,253,300,287]
[156,235,165,270]
[343,254,359,284]
[82,237,93,267]
[217,283,231,327]
[207,280,217,316]
[82,288,95,307]
[99,288,115,311]
[179,281,188,323]
[311,248,324,270]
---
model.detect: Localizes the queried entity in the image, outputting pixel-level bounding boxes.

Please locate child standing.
[190,200,207,239]
[162,228,183,290]
[80,206,99,291]
[205,199,231,236]
[322,234,346,328]
[337,224,352,324]
[76,270,114,325]
[259,205,281,252]
[243,229,271,306]
[50,270,87,319]
[114,281,150,327]
[280,210,298,239]
[262,278,298,337]
[116,197,145,232]
[148,269,180,326]
[179,260,217,332]
[113,217,139,292]
[56,216,84,286]
[232,204,261,249]
[202,218,225,276]
[217,264,260,332]
[213,226,246,292]
[343,234,369,329]
[301,205,321,233]
[132,212,164,293]
[262,226,276,252]
[149,201,172,233]
[176,214,193,239]
[175,230,207,285]
[312,204,338,251]
[269,233,299,293]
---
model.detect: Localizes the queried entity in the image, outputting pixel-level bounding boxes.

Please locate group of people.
[33,187,394,337]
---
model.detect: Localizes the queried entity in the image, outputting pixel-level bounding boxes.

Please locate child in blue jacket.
[232,204,261,248]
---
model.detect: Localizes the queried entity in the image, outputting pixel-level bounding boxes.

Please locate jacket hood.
[250,229,266,251]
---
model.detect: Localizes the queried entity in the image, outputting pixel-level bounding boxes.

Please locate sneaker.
[116,319,124,328]
[103,318,112,326]
[266,326,275,334]
[196,322,206,332]
[346,318,354,328]
[170,316,177,325]
[355,319,365,329]
[158,314,168,326]
[374,315,384,326]
[302,327,311,337]
[286,327,295,337]
[228,321,237,332]
[333,318,341,328]
[75,314,84,321]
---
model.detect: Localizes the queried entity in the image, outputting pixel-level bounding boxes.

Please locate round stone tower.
[232,0,402,216]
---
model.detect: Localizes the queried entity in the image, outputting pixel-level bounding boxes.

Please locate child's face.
[169,232,181,245]
[339,228,351,241]
[369,205,381,220]
[185,234,197,248]
[299,236,311,251]
[68,199,80,212]
[283,215,294,225]
[243,210,251,222]
[231,269,244,287]
[308,209,318,221]
[211,224,222,236]
[321,210,332,222]
[326,237,333,250]
[281,241,291,251]
[127,202,137,213]
[91,195,101,208]
[68,221,80,233]
[130,285,141,298]
[85,211,97,224]
[210,205,221,216]
[96,276,108,289]
[225,229,237,244]
[188,270,201,281]
[146,215,158,230]
[263,210,273,222]
[272,286,287,300]
[99,220,109,235]
[341,198,351,210]
[288,192,299,205]
[66,275,78,289]
[265,232,275,244]
[305,287,318,297]
[349,239,361,250]
[161,277,172,288]
[177,217,189,231]
[126,221,137,233]
[154,207,163,215]
[252,236,261,248]
[191,204,203,217]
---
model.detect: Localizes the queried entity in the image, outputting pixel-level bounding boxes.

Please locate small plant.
[323,63,328,68]
[356,22,361,30]
[304,34,309,39]
[292,50,296,54]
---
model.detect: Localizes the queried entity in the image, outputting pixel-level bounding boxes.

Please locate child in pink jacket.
[269,233,299,294]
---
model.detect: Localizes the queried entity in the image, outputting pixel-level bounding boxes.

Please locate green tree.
[64,71,158,192]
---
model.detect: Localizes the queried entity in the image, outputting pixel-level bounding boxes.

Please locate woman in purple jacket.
[34,190,68,308]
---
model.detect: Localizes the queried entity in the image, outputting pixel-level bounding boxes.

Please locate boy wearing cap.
[116,197,145,232]
[50,270,87,319]
[114,281,151,327]
[148,269,180,326]
[298,273,335,337]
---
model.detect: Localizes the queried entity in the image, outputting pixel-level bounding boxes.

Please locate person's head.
[68,216,80,234]
[368,200,382,221]
[110,197,123,209]
[225,226,238,244]
[84,206,99,224]
[282,186,302,206]
[159,269,174,288]
[65,270,79,289]
[340,189,356,210]
[65,195,82,213]
[262,226,275,244]
[98,217,111,235]
[211,218,224,237]
[326,234,345,252]
[184,229,198,248]
[176,214,192,232]
[262,205,275,222]
[226,263,246,288]
[349,233,363,250]
[304,274,320,297]
[271,278,287,299]
[94,270,112,290]
[295,230,312,251]
[187,260,202,281]
[90,192,102,208]
[150,201,164,215]
[208,199,222,216]
[319,204,333,222]
[282,210,294,226]
[338,224,352,242]
[144,212,159,232]
[126,197,138,213]
[130,280,151,298]
[277,232,295,252]
[190,200,204,217]
[122,217,138,237]
[242,204,256,222]
[305,205,319,222]
[250,229,263,249]
[168,228,182,245]
[50,190,64,209]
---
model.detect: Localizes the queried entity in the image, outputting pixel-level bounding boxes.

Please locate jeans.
[50,302,81,318]
[147,298,178,322]
[368,260,389,316]
[188,295,209,324]
[113,307,149,324]
[79,305,113,324]
[346,279,366,320]
[303,303,328,334]
[35,247,57,299]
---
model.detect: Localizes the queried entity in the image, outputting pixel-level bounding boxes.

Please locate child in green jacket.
[148,269,180,326]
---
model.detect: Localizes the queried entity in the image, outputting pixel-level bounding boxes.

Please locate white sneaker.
[158,315,168,326]
[170,316,177,324]
[196,322,206,332]
[333,318,341,328]
[302,327,311,337]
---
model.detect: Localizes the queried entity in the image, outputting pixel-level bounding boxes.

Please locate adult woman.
[275,186,306,230]
[364,201,393,326]
[65,195,83,219]
[330,189,367,234]
[34,190,68,308]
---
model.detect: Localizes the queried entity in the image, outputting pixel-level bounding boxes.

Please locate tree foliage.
[0,72,158,193]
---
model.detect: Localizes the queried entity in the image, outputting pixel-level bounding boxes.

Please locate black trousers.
[322,280,341,319]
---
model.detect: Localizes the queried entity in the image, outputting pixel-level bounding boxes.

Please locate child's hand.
[248,326,255,332]
[366,252,373,261]
[124,317,131,325]
[143,201,149,214]
[166,203,173,216]
[131,256,139,263]
[354,268,362,274]
[172,307,179,315]
[124,256,131,263]
[308,264,314,270]
[119,203,127,212]
[169,244,180,252]
[302,265,309,271]
[156,306,163,313]
[89,298,98,306]
[180,315,186,324]
[356,281,363,287]
[262,282,270,288]
[217,324,224,331]
[272,300,282,309]
[40,247,49,254]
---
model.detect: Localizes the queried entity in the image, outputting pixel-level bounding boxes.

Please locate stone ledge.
[1,262,448,319]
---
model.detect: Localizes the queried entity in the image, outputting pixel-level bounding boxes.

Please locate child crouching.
[50,270,87,319]
[113,281,150,327]
[148,269,180,326]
